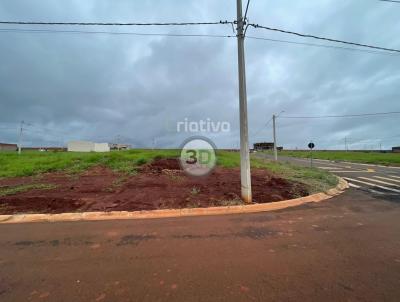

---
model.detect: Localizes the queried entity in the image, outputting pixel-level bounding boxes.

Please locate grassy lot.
[0,149,179,178]
[274,150,400,166]
[216,151,337,192]
[0,150,337,193]
[251,157,338,193]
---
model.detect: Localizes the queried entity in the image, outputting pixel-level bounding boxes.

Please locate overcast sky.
[0,0,399,150]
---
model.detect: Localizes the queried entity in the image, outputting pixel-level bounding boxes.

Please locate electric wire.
[1,18,398,54]
[378,0,400,3]
[0,20,232,26]
[0,27,235,38]
[279,111,400,119]
[248,23,400,53]
[1,27,396,57]
[244,0,251,21]
[252,117,273,137]
[246,35,400,56]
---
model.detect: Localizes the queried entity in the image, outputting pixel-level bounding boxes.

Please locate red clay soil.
[0,158,308,215]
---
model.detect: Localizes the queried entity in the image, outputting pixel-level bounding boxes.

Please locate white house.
[67,141,110,152]
[93,143,110,152]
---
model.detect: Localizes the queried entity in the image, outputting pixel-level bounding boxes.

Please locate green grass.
[251,156,338,193]
[216,150,240,168]
[216,150,337,193]
[0,183,58,197]
[0,150,337,194]
[0,149,179,178]
[273,150,400,166]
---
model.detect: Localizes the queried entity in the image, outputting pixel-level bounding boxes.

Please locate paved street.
[257,153,400,200]
[1,186,400,301]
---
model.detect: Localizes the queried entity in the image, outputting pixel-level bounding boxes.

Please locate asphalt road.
[256,153,400,201]
[1,157,400,301]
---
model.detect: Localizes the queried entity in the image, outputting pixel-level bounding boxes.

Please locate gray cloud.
[0,0,399,150]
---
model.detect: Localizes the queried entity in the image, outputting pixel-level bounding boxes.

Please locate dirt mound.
[143,158,181,173]
[0,158,310,214]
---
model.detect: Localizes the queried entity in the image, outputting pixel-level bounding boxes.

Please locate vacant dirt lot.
[0,158,308,214]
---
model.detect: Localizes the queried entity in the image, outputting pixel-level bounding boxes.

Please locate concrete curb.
[0,177,349,224]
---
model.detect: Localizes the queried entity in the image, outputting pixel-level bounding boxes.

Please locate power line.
[280,111,400,119]
[246,35,400,56]
[244,0,251,21]
[379,0,400,3]
[0,20,232,26]
[1,27,397,57]
[252,117,273,137]
[2,18,399,54]
[248,23,400,53]
[0,28,235,38]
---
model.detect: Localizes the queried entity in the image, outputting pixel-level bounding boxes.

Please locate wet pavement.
[1,188,400,301]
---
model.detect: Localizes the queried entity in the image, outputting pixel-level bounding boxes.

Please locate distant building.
[22,147,67,152]
[109,143,131,150]
[0,143,17,151]
[393,146,400,153]
[253,142,283,151]
[93,143,110,152]
[67,141,110,152]
[254,142,274,151]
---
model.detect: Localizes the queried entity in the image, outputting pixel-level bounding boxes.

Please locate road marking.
[348,162,380,167]
[347,181,384,194]
[389,175,400,179]
[338,162,390,168]
[329,170,372,173]
[343,177,400,193]
[365,188,386,195]
[312,160,346,167]
[288,157,400,170]
[311,160,400,169]
[318,166,342,170]
[358,177,400,188]
[373,176,400,183]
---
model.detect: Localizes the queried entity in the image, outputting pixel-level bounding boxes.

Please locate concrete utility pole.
[116,135,121,150]
[236,0,252,203]
[273,114,278,161]
[18,120,24,155]
[272,111,284,161]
